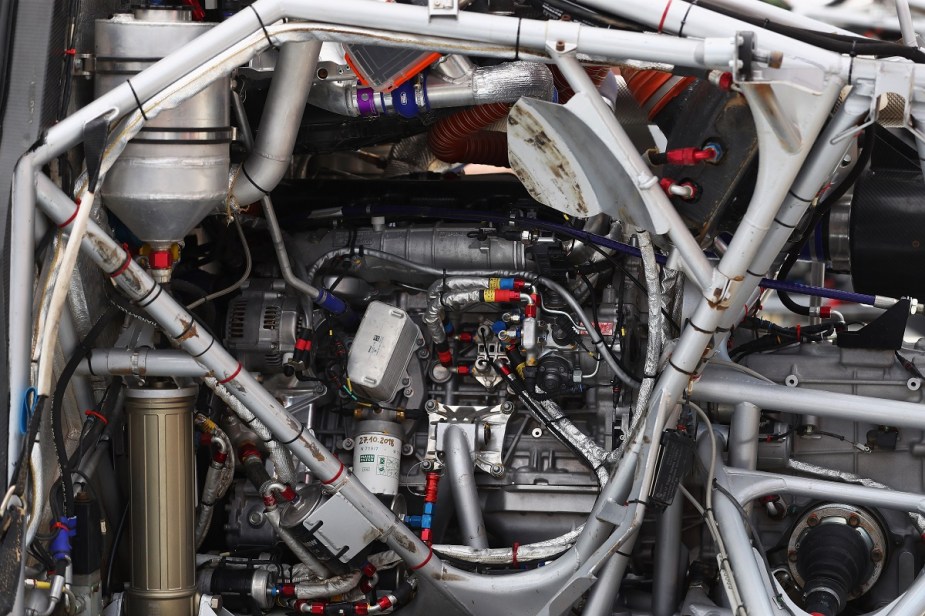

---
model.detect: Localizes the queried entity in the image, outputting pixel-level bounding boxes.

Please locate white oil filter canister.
[353,420,403,496]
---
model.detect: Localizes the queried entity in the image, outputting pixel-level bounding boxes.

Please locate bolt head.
[421,459,433,471]
[871,547,884,562]
[402,443,414,456]
[425,400,438,411]
[788,550,798,562]
[342,438,355,450]
[490,464,504,478]
[248,512,264,527]
[501,401,514,414]
[555,40,565,51]
[807,514,819,527]
[848,514,861,527]
[209,596,222,610]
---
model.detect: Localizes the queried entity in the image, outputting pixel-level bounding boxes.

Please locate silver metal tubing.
[231,40,321,206]
[444,425,489,550]
[35,173,439,576]
[703,435,786,616]
[30,1,740,166]
[578,0,849,77]
[716,83,873,333]
[231,90,322,308]
[725,466,925,515]
[310,61,554,117]
[652,496,684,616]
[582,554,623,616]
[895,0,919,47]
[7,156,35,481]
[728,402,760,471]
[552,53,715,293]
[691,367,925,430]
[78,349,208,378]
[698,0,859,36]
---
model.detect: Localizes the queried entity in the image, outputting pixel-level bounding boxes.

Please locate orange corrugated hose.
[620,67,696,121]
[428,66,614,168]
[551,65,612,103]
[428,102,512,168]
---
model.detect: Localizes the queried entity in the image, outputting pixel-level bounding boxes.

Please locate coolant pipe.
[333,203,904,311]
[231,40,321,206]
[444,425,489,549]
[231,85,349,317]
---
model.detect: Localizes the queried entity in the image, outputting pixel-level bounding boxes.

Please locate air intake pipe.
[231,40,321,207]
[308,59,554,118]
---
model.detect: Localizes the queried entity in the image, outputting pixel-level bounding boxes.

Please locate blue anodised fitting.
[421,502,434,532]
[498,278,516,290]
[405,515,423,529]
[315,289,347,315]
[391,80,419,119]
[50,516,76,562]
[492,320,507,335]
[444,321,455,335]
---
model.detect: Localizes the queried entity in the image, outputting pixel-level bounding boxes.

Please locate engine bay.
[7,1,925,615]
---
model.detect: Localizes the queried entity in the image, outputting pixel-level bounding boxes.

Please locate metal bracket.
[303,492,382,562]
[71,53,94,78]
[544,21,581,56]
[428,0,459,18]
[426,401,514,476]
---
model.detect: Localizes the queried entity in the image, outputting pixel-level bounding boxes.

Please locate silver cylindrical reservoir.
[125,384,198,616]
[95,7,231,248]
[353,420,403,496]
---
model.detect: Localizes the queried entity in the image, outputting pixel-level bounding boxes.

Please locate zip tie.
[218,362,242,384]
[126,80,148,121]
[658,0,673,33]
[409,546,433,571]
[249,5,278,51]
[240,163,272,196]
[320,462,345,485]
[512,542,520,567]
[84,410,108,424]
[108,249,133,278]
[57,199,80,229]
[514,18,522,61]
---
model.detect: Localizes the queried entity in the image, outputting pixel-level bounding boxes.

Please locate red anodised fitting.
[377,596,394,611]
[424,472,440,503]
[149,249,172,270]
[354,603,369,616]
[455,332,474,343]
[659,178,698,200]
[238,443,261,464]
[279,485,298,502]
[664,147,717,166]
[212,450,228,465]
[361,562,377,578]
[454,364,471,376]
[482,289,522,303]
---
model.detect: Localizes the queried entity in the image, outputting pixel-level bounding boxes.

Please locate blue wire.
[19,387,37,435]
